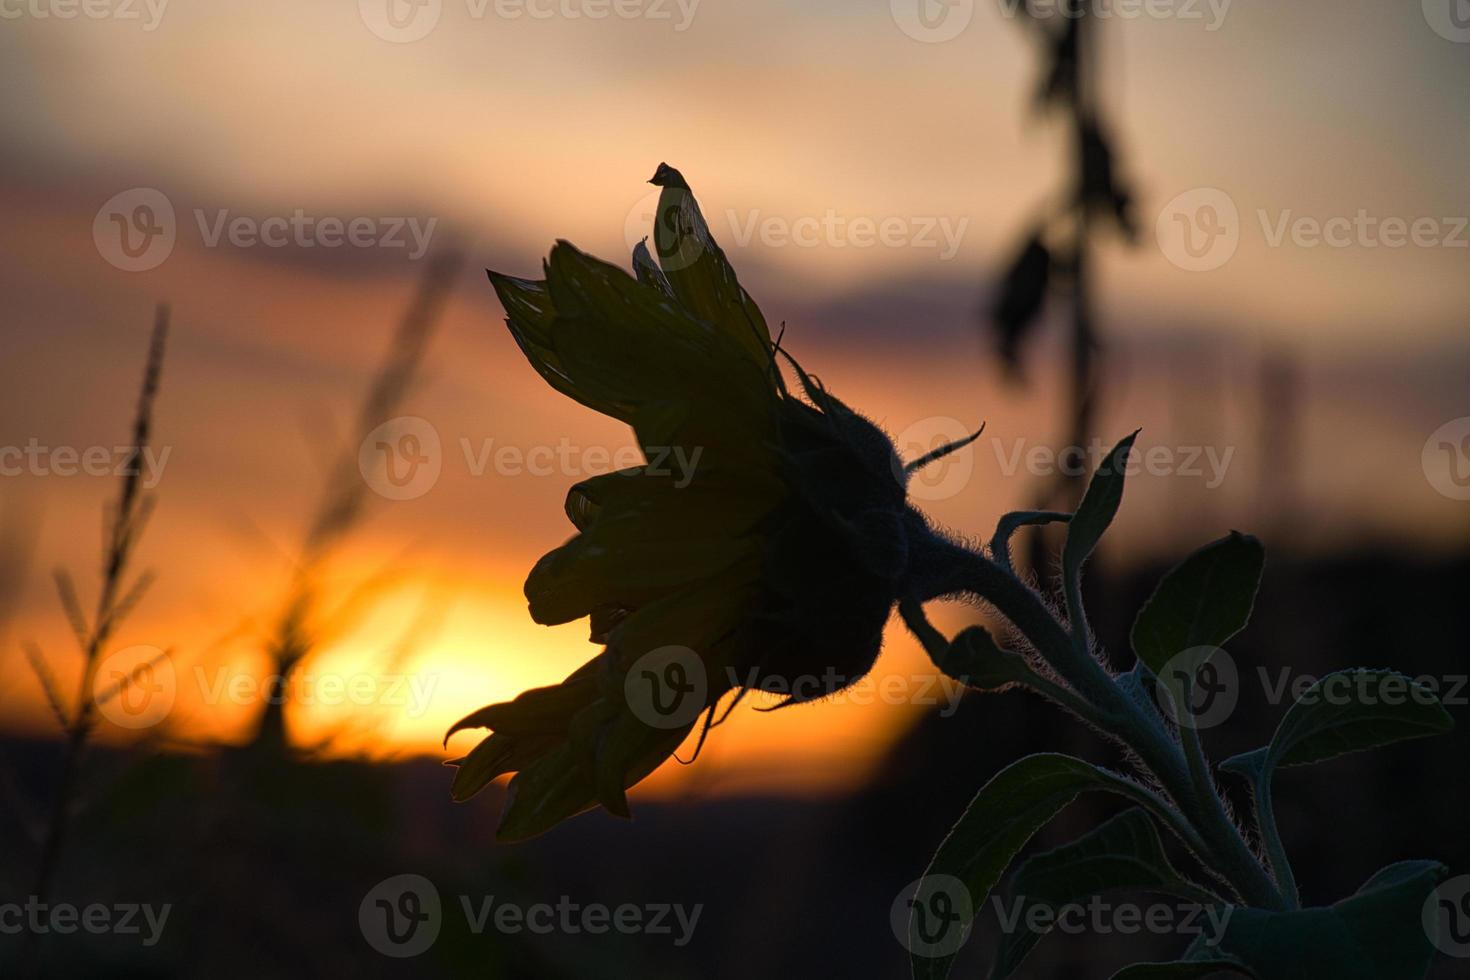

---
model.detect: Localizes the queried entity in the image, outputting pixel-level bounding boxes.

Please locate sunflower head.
[448,166,945,841]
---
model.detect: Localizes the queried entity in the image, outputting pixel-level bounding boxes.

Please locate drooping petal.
[486,271,627,422]
[631,237,674,297]
[525,526,758,627]
[449,731,559,803]
[543,243,775,430]
[444,669,601,739]
[649,163,774,368]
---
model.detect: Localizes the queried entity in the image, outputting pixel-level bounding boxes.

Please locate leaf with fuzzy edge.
[1211,860,1447,980]
[991,808,1221,979]
[911,753,1142,980]
[1063,431,1139,595]
[1130,532,1264,677]
[1223,670,1453,779]
[899,598,1032,692]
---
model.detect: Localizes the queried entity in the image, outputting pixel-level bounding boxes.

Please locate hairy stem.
[1250,773,1300,908]
[906,523,1285,910]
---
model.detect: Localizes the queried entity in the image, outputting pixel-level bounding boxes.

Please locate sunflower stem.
[906,525,1286,911]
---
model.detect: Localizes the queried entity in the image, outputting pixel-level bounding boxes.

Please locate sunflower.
[447,164,969,841]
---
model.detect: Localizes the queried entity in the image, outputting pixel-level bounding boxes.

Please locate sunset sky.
[2,0,1467,803]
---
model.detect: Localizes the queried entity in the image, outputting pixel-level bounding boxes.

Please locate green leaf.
[1109,962,1255,979]
[1212,861,1447,980]
[991,809,1220,979]
[1268,670,1451,770]
[990,510,1071,572]
[911,753,1134,980]
[944,626,1034,692]
[1130,532,1265,676]
[1222,668,1454,789]
[1062,430,1139,582]
[1220,670,1453,910]
[898,598,1032,692]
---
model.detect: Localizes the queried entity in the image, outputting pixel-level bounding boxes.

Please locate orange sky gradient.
[2,0,1467,804]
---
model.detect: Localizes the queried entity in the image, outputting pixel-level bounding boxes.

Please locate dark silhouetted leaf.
[1130,532,1265,676]
[1222,670,1453,779]
[911,753,1134,980]
[898,598,1030,692]
[990,232,1051,373]
[1062,431,1139,584]
[1212,861,1447,980]
[1079,123,1138,240]
[992,809,1218,979]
